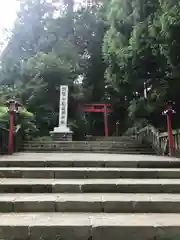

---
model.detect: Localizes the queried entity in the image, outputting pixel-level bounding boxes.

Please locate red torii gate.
[78,103,112,137]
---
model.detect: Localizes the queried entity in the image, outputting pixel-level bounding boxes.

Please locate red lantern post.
[162,101,176,156]
[116,121,120,136]
[6,99,20,155]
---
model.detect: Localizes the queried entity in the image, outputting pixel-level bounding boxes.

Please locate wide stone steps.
[1,193,180,213]
[22,140,155,154]
[23,140,143,146]
[95,136,135,141]
[23,150,156,155]
[22,148,155,155]
[1,178,180,193]
[1,213,180,240]
[0,153,180,239]
[23,141,148,146]
[0,153,177,168]
[1,167,180,178]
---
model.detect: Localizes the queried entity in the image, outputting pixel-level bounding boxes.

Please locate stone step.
[0,212,180,240]
[24,140,141,145]
[24,141,142,144]
[23,146,150,150]
[1,167,180,179]
[23,144,147,149]
[1,178,180,193]
[22,146,155,153]
[23,145,152,150]
[0,153,179,168]
[22,149,155,155]
[22,141,155,154]
[23,142,151,147]
[1,193,180,213]
[95,136,135,141]
[22,146,154,150]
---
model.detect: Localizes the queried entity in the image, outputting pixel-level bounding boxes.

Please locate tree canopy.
[1,0,180,137]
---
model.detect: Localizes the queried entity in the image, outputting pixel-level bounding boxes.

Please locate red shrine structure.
[78,103,112,137]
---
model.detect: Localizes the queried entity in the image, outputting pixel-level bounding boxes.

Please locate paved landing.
[1,152,175,161]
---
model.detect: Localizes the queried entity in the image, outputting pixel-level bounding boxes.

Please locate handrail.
[135,124,180,155]
[14,124,22,134]
[0,125,8,132]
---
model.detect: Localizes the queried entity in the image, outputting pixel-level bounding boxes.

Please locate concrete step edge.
[1,167,180,171]
[1,167,180,179]
[1,193,180,213]
[0,212,180,225]
[0,160,177,168]
[1,178,180,184]
[0,213,180,240]
[1,178,180,193]
[1,192,180,201]
[22,150,155,153]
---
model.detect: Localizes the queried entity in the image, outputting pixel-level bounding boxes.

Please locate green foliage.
[0,103,37,134]
[2,0,180,138]
[103,0,180,129]
[0,85,37,136]
[0,0,109,137]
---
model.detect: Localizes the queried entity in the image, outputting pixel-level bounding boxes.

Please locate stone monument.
[50,85,73,141]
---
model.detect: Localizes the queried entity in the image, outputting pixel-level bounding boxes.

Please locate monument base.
[50,127,73,141]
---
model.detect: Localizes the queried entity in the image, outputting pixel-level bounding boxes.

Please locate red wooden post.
[104,104,108,137]
[8,112,14,154]
[6,99,20,155]
[163,102,176,156]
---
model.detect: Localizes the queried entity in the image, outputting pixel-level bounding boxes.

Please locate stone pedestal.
[50,127,73,141]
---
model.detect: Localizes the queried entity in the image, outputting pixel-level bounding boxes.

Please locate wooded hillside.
[1,0,180,137]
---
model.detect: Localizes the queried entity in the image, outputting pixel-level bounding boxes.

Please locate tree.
[20,52,75,135]
[4,0,180,137]
[0,0,80,136]
[103,0,180,129]
[0,85,37,136]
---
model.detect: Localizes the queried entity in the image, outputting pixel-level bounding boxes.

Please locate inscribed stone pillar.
[50,85,72,141]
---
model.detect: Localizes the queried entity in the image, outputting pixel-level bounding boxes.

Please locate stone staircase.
[22,137,155,155]
[0,153,180,239]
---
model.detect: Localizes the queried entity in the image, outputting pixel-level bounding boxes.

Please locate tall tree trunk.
[63,0,74,39]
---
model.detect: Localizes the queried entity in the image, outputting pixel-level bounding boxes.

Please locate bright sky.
[0,0,20,50]
[0,0,85,52]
